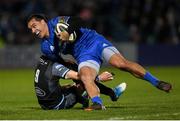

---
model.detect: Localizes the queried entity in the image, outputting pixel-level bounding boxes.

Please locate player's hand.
[98,71,114,82]
[56,31,70,41]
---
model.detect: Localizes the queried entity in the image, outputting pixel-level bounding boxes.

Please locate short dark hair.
[27,14,48,24]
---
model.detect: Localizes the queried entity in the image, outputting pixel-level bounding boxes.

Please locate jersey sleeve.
[41,40,58,61]
[52,63,70,79]
[49,17,61,28]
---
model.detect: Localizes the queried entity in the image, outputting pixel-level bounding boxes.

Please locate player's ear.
[40,19,46,23]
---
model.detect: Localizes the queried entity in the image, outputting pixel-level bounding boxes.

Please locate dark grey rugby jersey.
[34,56,69,109]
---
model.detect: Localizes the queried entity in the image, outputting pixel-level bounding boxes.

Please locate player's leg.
[78,61,105,110]
[102,47,172,92]
[109,52,146,78]
[61,85,89,109]
[52,61,109,109]
[63,92,78,109]
[61,60,126,102]
[95,81,127,101]
[70,75,127,103]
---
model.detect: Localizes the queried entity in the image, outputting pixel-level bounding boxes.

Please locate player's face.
[28,18,49,38]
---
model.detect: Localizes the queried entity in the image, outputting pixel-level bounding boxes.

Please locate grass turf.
[0,66,180,120]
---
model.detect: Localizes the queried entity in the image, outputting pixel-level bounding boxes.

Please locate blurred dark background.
[0,0,180,68]
[0,0,180,45]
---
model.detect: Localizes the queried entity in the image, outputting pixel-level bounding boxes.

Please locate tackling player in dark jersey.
[34,55,126,110]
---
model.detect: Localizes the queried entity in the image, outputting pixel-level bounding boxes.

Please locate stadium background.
[0,0,180,120]
[0,0,180,67]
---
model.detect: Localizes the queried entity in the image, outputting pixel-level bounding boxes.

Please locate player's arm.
[66,16,84,34]
[65,70,79,80]
[56,16,85,41]
[52,62,113,81]
[52,63,73,79]
[65,70,114,82]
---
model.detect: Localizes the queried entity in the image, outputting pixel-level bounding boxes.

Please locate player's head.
[27,14,49,39]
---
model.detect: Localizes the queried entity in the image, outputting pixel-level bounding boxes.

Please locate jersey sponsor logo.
[55,64,63,69]
[35,87,46,97]
[50,45,54,51]
[39,58,48,65]
[103,43,108,47]
[56,65,67,72]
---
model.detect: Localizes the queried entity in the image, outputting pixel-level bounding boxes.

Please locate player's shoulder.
[49,16,70,24]
[48,16,70,27]
[48,17,59,26]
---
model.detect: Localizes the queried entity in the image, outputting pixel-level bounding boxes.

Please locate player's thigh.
[76,36,111,65]
[78,60,100,73]
[64,92,77,109]
[102,46,127,67]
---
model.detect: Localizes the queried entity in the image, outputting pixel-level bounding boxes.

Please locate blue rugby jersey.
[41,16,112,65]
[41,16,71,61]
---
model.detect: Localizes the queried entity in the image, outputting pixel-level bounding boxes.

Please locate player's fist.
[56,31,70,41]
[55,22,77,42]
[98,71,114,82]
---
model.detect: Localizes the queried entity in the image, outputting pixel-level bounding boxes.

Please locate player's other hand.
[56,31,70,41]
[98,71,114,82]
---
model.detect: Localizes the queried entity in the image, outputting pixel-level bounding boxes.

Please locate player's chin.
[60,39,69,42]
[37,34,44,39]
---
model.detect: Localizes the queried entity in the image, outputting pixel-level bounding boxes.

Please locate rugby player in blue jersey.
[27,14,172,110]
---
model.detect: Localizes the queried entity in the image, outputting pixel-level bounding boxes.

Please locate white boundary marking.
[109,112,180,120]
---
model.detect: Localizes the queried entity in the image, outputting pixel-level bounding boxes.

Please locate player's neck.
[45,25,50,38]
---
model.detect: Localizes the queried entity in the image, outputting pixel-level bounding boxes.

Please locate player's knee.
[79,66,97,84]
[80,74,95,84]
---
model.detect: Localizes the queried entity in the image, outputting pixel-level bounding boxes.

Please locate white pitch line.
[109,112,180,120]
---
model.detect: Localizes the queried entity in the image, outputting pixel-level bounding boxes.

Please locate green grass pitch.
[0,66,180,120]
